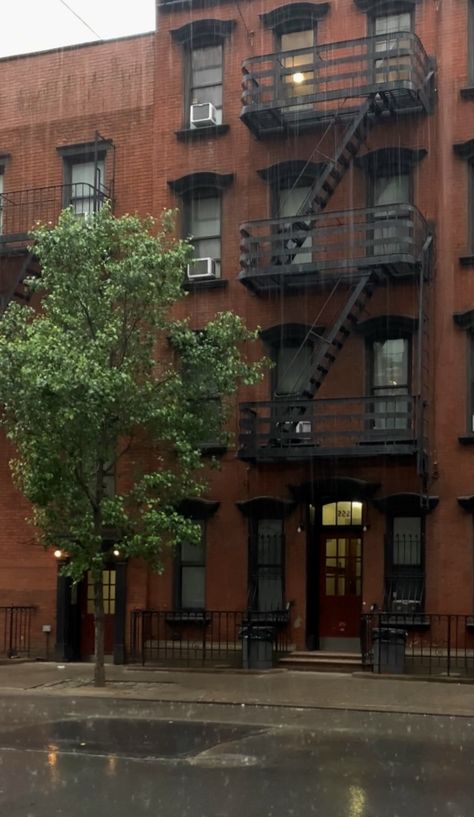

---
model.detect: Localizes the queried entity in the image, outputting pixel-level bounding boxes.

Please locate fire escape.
[237,31,435,487]
[0,133,113,311]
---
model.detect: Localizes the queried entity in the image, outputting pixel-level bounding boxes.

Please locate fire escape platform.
[238,396,419,462]
[239,205,428,295]
[241,33,434,138]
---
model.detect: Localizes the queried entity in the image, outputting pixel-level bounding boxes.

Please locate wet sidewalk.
[0,660,473,717]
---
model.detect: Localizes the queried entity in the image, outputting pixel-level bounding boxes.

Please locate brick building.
[0,0,473,665]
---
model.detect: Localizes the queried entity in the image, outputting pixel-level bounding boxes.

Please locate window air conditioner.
[187,257,219,281]
[295,420,312,435]
[190,102,218,128]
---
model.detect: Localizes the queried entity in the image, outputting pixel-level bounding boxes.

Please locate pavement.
[0,659,474,717]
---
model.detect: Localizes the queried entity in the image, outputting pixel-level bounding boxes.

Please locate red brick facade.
[0,0,473,659]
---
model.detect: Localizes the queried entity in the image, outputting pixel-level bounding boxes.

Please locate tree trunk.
[93,570,106,687]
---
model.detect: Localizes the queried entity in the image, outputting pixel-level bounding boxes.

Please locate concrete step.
[278,651,363,673]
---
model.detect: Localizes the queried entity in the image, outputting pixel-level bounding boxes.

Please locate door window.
[86,569,116,615]
[324,537,362,597]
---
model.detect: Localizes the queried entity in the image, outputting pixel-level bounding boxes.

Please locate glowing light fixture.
[113,548,120,557]
[53,549,63,559]
[292,71,305,84]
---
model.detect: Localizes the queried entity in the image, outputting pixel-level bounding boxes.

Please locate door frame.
[305,500,365,650]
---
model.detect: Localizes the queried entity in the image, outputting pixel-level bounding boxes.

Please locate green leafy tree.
[0,206,263,686]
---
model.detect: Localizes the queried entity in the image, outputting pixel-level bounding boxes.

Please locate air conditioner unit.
[190,102,217,128]
[187,257,219,281]
[295,420,312,435]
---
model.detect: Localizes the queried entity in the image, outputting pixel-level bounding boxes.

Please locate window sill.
[460,87,474,100]
[176,124,229,142]
[458,434,474,445]
[183,279,228,292]
[459,255,474,267]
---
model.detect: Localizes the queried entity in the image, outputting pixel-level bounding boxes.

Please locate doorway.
[306,500,364,651]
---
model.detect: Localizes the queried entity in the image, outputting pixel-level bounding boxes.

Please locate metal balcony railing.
[241,32,433,135]
[239,205,429,293]
[0,183,111,248]
[238,395,419,460]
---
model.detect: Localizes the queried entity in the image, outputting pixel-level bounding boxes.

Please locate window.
[371,336,410,429]
[373,12,412,84]
[371,171,410,256]
[274,339,313,397]
[176,522,206,610]
[188,45,223,125]
[186,192,221,275]
[67,159,106,216]
[280,28,315,106]
[385,516,424,612]
[248,519,284,612]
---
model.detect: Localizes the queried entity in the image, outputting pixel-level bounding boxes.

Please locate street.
[0,694,472,816]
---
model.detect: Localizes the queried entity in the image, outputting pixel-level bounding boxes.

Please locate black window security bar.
[0,606,36,657]
[129,609,291,667]
[238,395,419,461]
[239,205,429,294]
[361,613,474,678]
[241,32,434,136]
[0,183,112,248]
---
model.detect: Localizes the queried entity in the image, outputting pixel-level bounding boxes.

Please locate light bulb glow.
[292,71,305,84]
[53,549,62,559]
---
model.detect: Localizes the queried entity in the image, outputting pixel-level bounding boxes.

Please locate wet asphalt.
[0,695,472,816]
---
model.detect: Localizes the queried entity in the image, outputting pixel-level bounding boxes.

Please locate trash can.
[240,625,274,669]
[373,627,407,674]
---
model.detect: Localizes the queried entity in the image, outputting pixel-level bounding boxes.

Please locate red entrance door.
[319,534,362,639]
[80,569,116,657]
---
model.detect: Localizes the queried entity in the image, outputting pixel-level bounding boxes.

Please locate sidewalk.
[0,660,473,717]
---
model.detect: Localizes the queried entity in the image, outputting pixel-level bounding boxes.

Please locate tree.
[0,206,263,686]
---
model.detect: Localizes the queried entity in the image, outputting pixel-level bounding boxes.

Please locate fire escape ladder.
[303,272,376,398]
[297,93,387,218]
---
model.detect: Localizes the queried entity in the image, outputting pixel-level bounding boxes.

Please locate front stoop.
[278,651,363,673]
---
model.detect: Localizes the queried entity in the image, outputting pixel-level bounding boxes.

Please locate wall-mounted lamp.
[112,548,120,557]
[53,549,63,559]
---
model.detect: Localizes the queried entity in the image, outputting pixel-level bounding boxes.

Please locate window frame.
[174,520,206,611]
[248,517,285,613]
[185,43,223,127]
[384,514,425,613]
[183,188,222,273]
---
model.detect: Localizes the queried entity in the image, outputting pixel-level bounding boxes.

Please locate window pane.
[352,502,363,526]
[335,502,352,526]
[181,566,205,608]
[393,517,421,565]
[257,519,282,563]
[322,503,336,526]
[257,571,283,611]
[281,29,314,51]
[71,160,104,187]
[375,13,411,35]
[326,576,336,595]
[181,529,205,564]
[275,343,312,395]
[374,174,410,207]
[325,538,337,557]
[192,46,222,70]
[373,338,408,388]
[194,238,221,262]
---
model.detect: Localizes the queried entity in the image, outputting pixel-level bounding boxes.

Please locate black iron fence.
[129,609,291,667]
[361,613,474,677]
[0,606,36,657]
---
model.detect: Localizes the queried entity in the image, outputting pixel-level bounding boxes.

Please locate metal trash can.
[373,627,407,674]
[240,625,274,670]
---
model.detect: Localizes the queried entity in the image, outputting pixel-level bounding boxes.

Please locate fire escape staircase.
[278,93,389,399]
